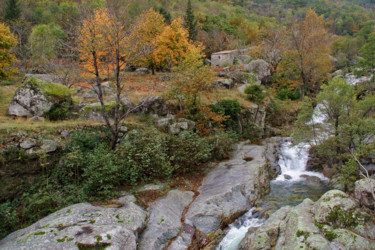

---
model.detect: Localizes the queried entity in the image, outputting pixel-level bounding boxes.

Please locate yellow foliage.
[0,22,18,79]
[153,18,204,69]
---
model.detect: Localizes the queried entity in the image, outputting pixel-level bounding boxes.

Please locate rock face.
[0,194,147,250]
[7,76,71,117]
[155,116,195,135]
[354,179,375,209]
[185,143,269,236]
[240,105,266,129]
[212,78,235,89]
[244,59,271,83]
[239,189,375,250]
[139,190,194,250]
[137,96,168,116]
[264,137,282,176]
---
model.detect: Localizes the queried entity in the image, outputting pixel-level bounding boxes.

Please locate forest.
[0,0,374,249]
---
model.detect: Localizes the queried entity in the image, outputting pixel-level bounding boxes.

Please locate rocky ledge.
[239,181,375,250]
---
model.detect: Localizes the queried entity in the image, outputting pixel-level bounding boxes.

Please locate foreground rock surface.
[0,195,146,250]
[239,188,375,250]
[185,143,269,235]
[139,190,194,250]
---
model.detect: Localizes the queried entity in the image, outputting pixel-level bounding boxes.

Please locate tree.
[358,33,375,81]
[156,7,171,24]
[245,85,266,123]
[0,22,18,79]
[290,9,332,99]
[129,9,166,75]
[4,0,21,23]
[153,18,203,70]
[184,0,197,41]
[78,6,147,149]
[29,24,66,72]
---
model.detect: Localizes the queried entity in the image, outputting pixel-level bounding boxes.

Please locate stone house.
[211,48,250,66]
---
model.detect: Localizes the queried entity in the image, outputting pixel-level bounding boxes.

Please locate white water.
[216,208,265,250]
[217,73,363,250]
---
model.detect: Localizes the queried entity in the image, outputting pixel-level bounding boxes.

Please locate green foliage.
[82,145,120,197]
[1,146,36,163]
[338,159,358,191]
[185,0,197,40]
[277,88,301,100]
[156,7,171,24]
[168,131,212,173]
[0,201,19,239]
[116,129,172,184]
[245,85,266,104]
[210,99,241,129]
[326,206,358,228]
[208,131,237,160]
[358,33,375,80]
[4,0,21,22]
[44,102,70,121]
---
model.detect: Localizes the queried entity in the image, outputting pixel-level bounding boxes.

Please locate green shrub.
[116,129,172,184]
[242,123,263,142]
[0,201,19,239]
[244,85,266,104]
[168,131,212,173]
[82,145,121,198]
[277,88,301,100]
[208,131,237,160]
[2,146,37,163]
[210,99,241,129]
[66,129,109,152]
[44,103,70,121]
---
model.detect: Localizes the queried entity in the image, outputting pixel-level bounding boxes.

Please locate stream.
[217,73,365,249]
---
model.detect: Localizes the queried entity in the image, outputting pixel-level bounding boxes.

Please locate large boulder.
[7,76,71,117]
[185,144,269,235]
[136,68,151,75]
[137,96,168,116]
[244,60,271,83]
[138,190,194,250]
[264,137,282,176]
[0,194,147,250]
[354,179,375,209]
[212,78,234,89]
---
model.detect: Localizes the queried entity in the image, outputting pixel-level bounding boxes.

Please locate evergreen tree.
[4,0,21,22]
[359,33,375,80]
[184,0,197,41]
[156,7,171,24]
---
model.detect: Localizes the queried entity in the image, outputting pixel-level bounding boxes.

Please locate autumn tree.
[129,9,166,75]
[250,23,286,76]
[79,6,146,148]
[0,22,18,79]
[153,18,203,70]
[290,9,332,99]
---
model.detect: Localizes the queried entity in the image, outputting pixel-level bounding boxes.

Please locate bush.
[116,129,172,184]
[168,131,212,173]
[277,88,301,100]
[208,131,237,160]
[82,145,121,198]
[0,201,19,239]
[245,85,266,104]
[66,129,109,152]
[1,146,36,163]
[44,103,70,121]
[210,99,241,129]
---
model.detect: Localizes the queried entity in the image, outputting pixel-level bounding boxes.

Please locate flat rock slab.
[185,143,268,235]
[139,190,194,250]
[0,195,146,250]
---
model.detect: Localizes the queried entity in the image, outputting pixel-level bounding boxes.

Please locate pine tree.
[4,0,21,22]
[156,7,171,24]
[184,0,197,41]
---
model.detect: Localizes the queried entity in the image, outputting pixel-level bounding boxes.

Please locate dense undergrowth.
[0,124,238,239]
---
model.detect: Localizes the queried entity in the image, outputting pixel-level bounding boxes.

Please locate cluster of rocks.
[154,115,195,135]
[239,180,375,250]
[212,59,271,90]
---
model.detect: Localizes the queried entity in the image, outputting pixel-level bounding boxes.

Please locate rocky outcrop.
[244,60,271,83]
[239,189,375,250]
[185,143,269,237]
[155,115,195,135]
[212,78,235,89]
[7,76,71,117]
[240,105,266,129]
[0,194,147,250]
[136,68,151,75]
[354,179,375,209]
[264,137,282,176]
[137,96,168,116]
[139,190,194,250]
